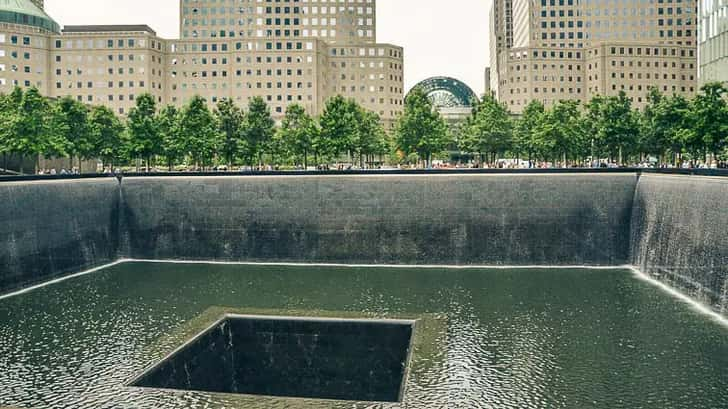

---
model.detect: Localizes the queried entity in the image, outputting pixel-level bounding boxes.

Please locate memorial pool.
[1,261,727,408]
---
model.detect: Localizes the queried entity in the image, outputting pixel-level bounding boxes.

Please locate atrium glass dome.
[409,77,478,109]
[0,0,59,33]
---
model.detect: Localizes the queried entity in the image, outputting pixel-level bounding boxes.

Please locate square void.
[131,315,415,402]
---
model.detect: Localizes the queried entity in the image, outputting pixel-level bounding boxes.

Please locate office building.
[0,0,404,127]
[490,0,698,113]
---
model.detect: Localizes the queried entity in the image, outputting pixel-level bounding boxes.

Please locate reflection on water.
[0,262,727,408]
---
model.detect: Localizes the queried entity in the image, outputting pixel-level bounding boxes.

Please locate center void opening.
[131,314,415,402]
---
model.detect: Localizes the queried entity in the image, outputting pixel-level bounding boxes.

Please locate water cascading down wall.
[0,172,726,317]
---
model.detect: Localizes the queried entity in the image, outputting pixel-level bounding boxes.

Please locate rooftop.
[62,24,157,35]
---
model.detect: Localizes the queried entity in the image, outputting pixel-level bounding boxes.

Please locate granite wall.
[631,174,728,315]
[4,172,726,320]
[0,178,120,292]
[119,174,638,266]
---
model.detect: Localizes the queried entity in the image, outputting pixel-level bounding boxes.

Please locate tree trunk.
[303,149,308,169]
[618,147,623,167]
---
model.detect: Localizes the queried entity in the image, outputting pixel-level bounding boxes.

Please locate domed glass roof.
[409,77,478,109]
[0,0,59,33]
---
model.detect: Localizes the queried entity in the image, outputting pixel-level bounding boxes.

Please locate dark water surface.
[0,262,727,408]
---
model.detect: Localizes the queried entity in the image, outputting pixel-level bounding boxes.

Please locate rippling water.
[0,262,727,408]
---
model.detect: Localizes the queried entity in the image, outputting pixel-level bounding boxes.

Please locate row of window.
[54,38,162,51]
[610,72,695,80]
[0,50,31,59]
[505,86,694,107]
[55,67,148,76]
[508,46,694,61]
[609,46,695,56]
[55,81,147,89]
[609,59,695,68]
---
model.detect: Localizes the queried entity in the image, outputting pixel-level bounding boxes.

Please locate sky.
[45,0,490,95]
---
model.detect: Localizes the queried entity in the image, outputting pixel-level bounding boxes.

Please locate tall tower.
[489,0,699,113]
[179,0,376,44]
[489,0,513,96]
[698,0,728,84]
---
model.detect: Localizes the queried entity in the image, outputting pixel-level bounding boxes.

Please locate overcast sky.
[45,0,490,95]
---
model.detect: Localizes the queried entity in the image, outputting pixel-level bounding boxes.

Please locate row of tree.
[0,88,390,173]
[1,83,727,173]
[451,83,728,167]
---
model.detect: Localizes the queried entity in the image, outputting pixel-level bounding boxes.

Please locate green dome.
[0,0,59,33]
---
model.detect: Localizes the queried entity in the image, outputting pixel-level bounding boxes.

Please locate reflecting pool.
[0,262,727,408]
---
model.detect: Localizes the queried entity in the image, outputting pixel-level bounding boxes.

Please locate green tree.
[513,100,544,166]
[158,105,184,170]
[357,109,388,168]
[127,93,160,171]
[318,95,360,163]
[463,94,513,164]
[691,82,728,162]
[8,87,69,173]
[215,98,245,167]
[640,89,691,166]
[395,87,449,167]
[0,88,23,172]
[583,95,605,163]
[57,96,92,172]
[533,100,586,166]
[594,92,640,165]
[180,95,220,169]
[89,105,125,171]
[279,104,317,168]
[244,96,275,166]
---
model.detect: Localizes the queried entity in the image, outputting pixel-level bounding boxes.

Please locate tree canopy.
[1,83,726,173]
[395,87,449,166]
[180,95,220,168]
[461,94,513,164]
[127,93,161,170]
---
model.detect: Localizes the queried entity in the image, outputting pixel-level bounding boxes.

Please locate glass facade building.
[699,0,728,84]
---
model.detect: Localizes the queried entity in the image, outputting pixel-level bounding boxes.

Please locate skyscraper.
[490,0,698,113]
[0,0,404,128]
[698,0,728,84]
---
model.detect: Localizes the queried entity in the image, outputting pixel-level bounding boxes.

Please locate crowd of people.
[23,158,728,175]
[37,168,80,175]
